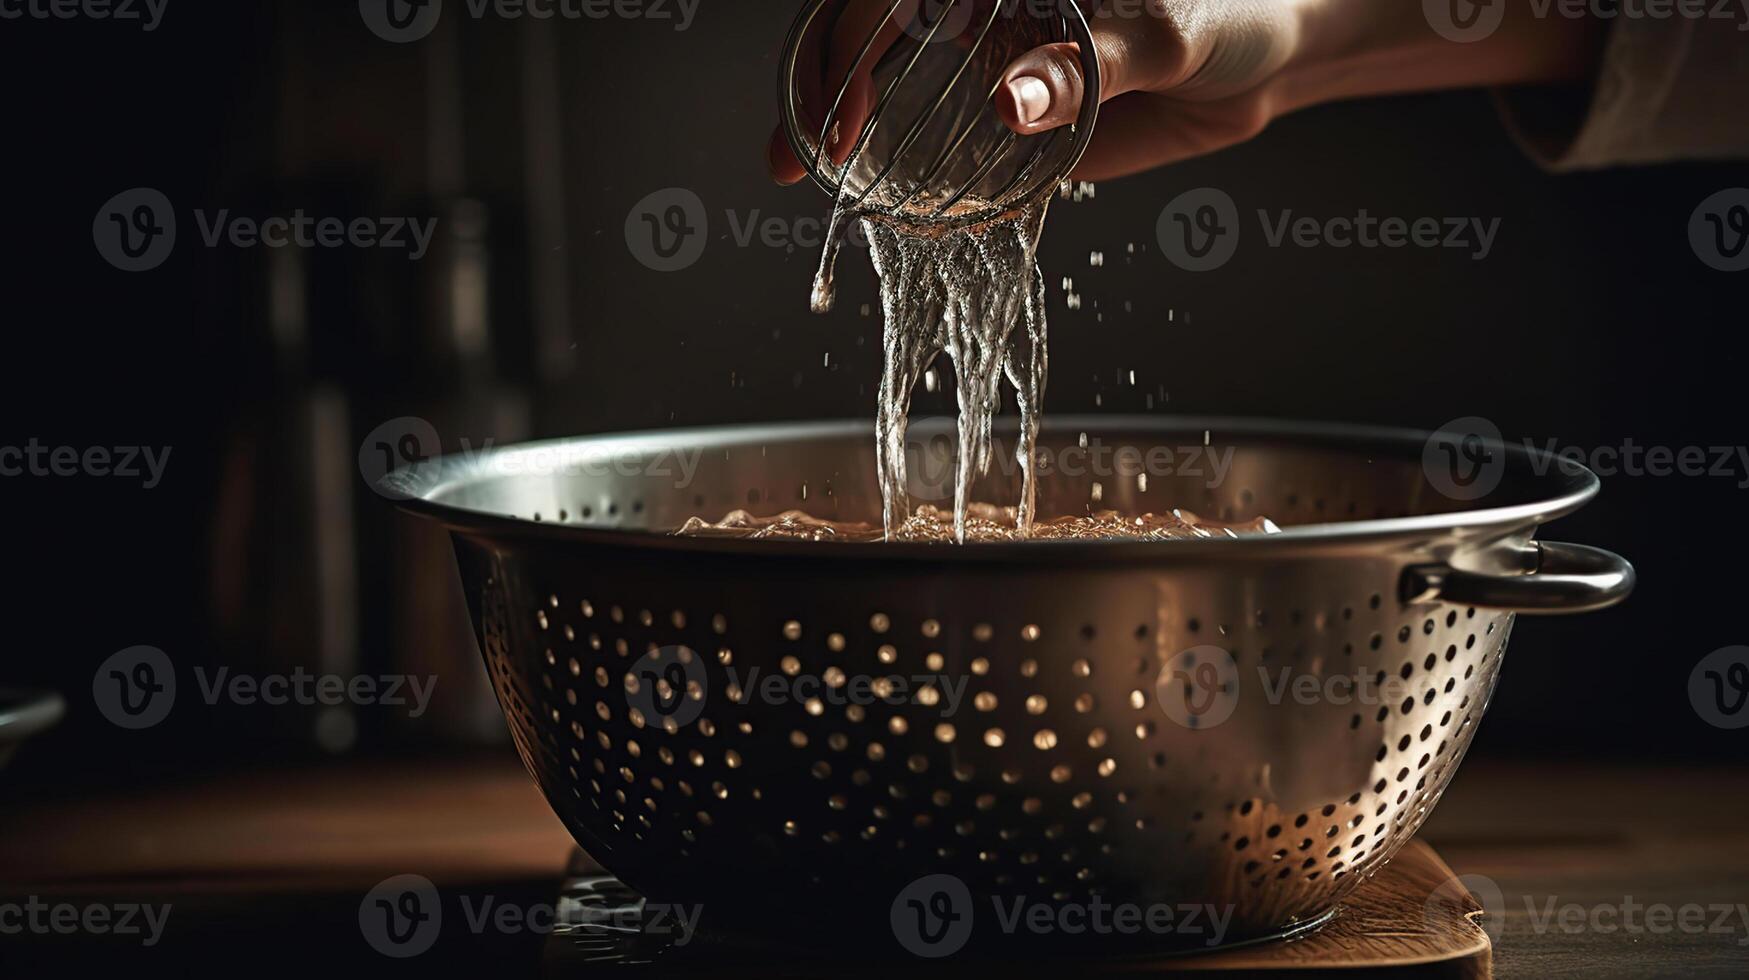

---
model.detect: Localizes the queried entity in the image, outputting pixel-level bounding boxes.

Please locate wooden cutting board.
[1160,841,1490,976]
[544,840,1490,977]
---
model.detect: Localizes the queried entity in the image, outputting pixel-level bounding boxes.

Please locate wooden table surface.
[2,757,1745,978]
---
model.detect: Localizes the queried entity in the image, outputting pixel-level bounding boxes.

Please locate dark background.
[1,0,1744,799]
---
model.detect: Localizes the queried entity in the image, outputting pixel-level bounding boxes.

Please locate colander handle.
[1403,541,1636,615]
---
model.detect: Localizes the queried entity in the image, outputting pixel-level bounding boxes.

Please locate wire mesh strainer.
[387,417,1633,956]
[779,0,1101,224]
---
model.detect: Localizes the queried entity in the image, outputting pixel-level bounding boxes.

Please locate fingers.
[769,128,810,186]
[996,11,1185,136]
[821,0,908,159]
[769,0,910,185]
[769,1,830,185]
[767,71,869,185]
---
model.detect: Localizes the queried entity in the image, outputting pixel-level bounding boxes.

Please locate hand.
[771,1,1603,184]
[991,0,1311,180]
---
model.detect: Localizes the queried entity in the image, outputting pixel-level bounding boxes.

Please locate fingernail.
[1007,76,1051,125]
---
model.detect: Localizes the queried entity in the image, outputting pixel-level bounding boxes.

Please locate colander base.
[543,859,1344,967]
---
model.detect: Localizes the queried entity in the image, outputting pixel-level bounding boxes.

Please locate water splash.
[677,505,1282,544]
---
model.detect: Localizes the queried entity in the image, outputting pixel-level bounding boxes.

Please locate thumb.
[995,15,1178,134]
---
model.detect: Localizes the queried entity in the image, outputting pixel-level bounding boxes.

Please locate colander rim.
[382,415,1601,564]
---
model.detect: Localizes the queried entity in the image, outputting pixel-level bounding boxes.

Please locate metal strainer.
[386,417,1632,956]
[779,0,1102,223]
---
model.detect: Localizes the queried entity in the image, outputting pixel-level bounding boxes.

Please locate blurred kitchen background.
[1,0,1743,795]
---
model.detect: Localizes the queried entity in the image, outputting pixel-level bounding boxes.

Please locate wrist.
[1272,0,1607,115]
[1274,0,1437,113]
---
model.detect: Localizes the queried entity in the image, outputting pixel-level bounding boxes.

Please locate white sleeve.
[1495,14,1749,171]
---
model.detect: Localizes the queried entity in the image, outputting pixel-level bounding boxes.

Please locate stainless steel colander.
[386,417,1632,956]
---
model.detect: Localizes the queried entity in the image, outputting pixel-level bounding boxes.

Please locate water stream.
[812,195,1051,543]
